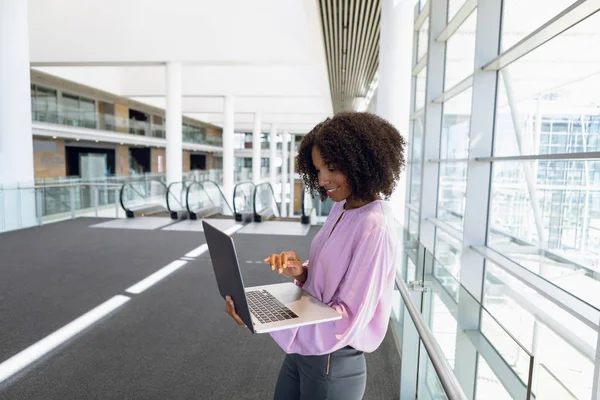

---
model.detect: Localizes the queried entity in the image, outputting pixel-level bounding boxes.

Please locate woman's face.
[312,146,352,202]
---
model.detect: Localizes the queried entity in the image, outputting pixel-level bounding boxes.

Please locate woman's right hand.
[225,295,246,327]
[264,251,304,279]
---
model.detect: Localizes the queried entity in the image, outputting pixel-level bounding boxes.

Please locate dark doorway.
[130,148,151,174]
[65,146,116,177]
[190,154,206,170]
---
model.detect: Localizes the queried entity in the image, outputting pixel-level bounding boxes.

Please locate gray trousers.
[273,346,367,400]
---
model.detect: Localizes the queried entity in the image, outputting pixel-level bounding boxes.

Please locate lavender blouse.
[269,199,398,356]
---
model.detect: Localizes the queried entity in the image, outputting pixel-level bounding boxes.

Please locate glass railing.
[166,181,192,218]
[232,182,255,222]
[253,182,280,222]
[393,232,600,399]
[1,173,234,233]
[186,180,233,219]
[31,103,223,146]
[119,179,168,218]
[0,182,125,232]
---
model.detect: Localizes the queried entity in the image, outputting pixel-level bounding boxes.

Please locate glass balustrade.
[31,103,223,146]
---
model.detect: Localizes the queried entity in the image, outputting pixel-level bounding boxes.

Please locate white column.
[377,0,415,227]
[252,112,262,184]
[0,0,35,231]
[223,96,235,203]
[280,131,289,217]
[288,134,295,216]
[269,124,278,190]
[0,0,34,186]
[166,62,183,186]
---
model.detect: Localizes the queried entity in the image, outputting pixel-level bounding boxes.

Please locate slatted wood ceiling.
[318,0,381,113]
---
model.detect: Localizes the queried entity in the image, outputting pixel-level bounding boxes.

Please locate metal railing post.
[17,184,22,229]
[115,188,120,217]
[0,187,4,232]
[93,187,99,217]
[36,189,43,226]
[70,186,76,219]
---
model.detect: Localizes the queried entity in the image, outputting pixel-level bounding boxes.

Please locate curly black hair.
[297,112,406,202]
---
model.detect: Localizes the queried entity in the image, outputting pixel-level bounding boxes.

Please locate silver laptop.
[202,221,342,334]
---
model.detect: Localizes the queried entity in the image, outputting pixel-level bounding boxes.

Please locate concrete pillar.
[0,0,34,186]
[223,96,235,203]
[0,0,36,231]
[269,124,278,190]
[165,62,183,185]
[377,0,415,226]
[252,112,262,184]
[280,131,289,217]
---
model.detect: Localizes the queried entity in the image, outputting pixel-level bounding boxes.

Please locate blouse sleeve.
[303,225,395,354]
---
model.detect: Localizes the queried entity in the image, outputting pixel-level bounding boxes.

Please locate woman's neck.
[344,196,379,210]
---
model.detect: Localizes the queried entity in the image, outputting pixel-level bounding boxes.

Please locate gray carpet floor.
[0,218,400,399]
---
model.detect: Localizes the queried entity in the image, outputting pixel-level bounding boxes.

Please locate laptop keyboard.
[246,290,299,324]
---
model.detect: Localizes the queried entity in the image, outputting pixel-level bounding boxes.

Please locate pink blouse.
[269,199,398,355]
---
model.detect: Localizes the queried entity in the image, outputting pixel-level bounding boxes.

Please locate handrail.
[185,181,215,216]
[199,180,233,214]
[2,183,123,190]
[119,179,168,216]
[253,182,279,218]
[232,181,255,217]
[395,275,468,400]
[166,181,188,213]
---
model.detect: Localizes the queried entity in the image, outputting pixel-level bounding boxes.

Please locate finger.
[285,251,299,261]
[232,312,246,326]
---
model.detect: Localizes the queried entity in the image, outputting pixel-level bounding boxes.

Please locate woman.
[225,112,406,399]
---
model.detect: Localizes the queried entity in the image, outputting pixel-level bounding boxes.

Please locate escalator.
[120,178,170,218]
[186,180,233,220]
[166,180,193,220]
[233,182,255,223]
[253,182,281,222]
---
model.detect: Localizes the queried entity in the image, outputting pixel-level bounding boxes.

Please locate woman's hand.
[264,251,305,279]
[225,295,246,327]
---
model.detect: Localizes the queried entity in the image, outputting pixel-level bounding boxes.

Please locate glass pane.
[437,161,467,230]
[475,355,513,400]
[425,291,458,369]
[536,363,577,400]
[409,118,424,205]
[495,12,600,157]
[33,86,58,123]
[408,210,419,244]
[489,160,600,274]
[417,341,449,400]
[448,0,467,22]
[415,67,427,111]
[483,260,597,399]
[417,17,429,61]
[501,0,577,51]
[434,228,463,283]
[441,88,472,159]
[444,9,477,90]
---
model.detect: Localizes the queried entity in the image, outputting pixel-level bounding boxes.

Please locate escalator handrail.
[253,182,280,218]
[166,181,189,213]
[301,182,311,218]
[119,178,168,215]
[185,181,216,214]
[233,181,255,216]
[197,180,234,214]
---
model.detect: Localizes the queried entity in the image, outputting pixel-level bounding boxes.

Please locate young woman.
[225,112,406,399]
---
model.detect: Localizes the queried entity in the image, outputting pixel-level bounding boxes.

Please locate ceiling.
[317,0,381,113]
[28,0,334,133]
